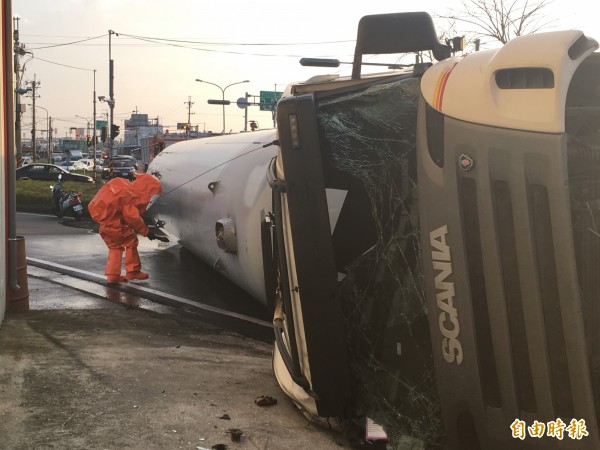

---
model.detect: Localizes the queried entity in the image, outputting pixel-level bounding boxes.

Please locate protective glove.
[147,228,169,242]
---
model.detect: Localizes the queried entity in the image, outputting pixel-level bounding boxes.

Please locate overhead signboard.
[96,120,107,128]
[259,91,283,111]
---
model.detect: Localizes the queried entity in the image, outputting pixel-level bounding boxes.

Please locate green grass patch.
[16,174,103,215]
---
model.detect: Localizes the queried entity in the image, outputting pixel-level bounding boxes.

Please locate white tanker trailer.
[147,12,600,450]
[147,131,278,302]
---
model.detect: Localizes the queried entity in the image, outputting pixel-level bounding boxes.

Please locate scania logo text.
[430,225,463,365]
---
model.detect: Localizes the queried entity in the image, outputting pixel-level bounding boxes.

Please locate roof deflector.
[352,12,450,79]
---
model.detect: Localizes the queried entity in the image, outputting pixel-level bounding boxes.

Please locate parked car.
[72,159,90,171]
[72,158,102,173]
[16,163,94,183]
[101,155,138,180]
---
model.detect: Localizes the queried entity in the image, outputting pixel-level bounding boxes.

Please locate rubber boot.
[126,271,149,281]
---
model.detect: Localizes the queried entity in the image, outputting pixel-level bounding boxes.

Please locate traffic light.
[249,120,258,131]
[86,136,92,147]
[100,126,107,143]
[111,124,120,139]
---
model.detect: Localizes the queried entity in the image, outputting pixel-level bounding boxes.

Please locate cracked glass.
[315,77,443,448]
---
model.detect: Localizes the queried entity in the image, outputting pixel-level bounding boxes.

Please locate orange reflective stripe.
[434,61,459,110]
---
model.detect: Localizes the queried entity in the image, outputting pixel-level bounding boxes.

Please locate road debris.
[255,395,277,406]
[228,428,243,442]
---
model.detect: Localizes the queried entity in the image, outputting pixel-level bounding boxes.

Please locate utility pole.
[48,117,52,163]
[29,74,40,161]
[108,30,116,157]
[13,17,31,164]
[31,78,36,161]
[93,69,97,176]
[13,17,21,162]
[185,96,194,139]
[244,92,249,132]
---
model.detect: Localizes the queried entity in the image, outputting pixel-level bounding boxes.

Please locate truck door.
[269,91,353,418]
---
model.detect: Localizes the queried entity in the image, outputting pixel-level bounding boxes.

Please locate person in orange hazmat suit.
[88,173,162,283]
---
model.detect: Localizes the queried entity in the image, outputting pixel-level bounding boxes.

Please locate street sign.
[237,97,250,109]
[96,120,107,128]
[259,90,282,111]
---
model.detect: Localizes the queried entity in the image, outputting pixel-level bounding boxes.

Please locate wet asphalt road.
[16,212,273,341]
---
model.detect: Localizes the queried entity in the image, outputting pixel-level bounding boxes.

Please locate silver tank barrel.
[147,130,278,304]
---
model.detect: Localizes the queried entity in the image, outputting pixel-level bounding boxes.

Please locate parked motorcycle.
[50,174,84,221]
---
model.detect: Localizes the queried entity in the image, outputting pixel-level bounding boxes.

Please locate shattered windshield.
[315,77,442,448]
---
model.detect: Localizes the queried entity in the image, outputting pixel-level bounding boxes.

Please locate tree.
[437,0,555,46]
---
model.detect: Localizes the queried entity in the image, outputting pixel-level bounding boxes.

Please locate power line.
[31,56,95,71]
[24,32,353,60]
[24,32,353,47]
[24,42,164,48]
[119,33,338,58]
[125,34,353,46]
[26,33,108,50]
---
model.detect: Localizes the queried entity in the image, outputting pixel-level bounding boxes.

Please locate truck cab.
[269,11,600,450]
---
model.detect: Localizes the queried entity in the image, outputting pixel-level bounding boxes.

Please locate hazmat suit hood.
[131,174,162,214]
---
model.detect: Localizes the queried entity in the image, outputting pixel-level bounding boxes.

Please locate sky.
[12,0,599,140]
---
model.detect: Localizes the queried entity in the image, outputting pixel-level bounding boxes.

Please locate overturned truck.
[148,12,600,449]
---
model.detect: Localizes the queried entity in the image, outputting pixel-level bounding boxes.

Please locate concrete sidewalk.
[0,274,351,450]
